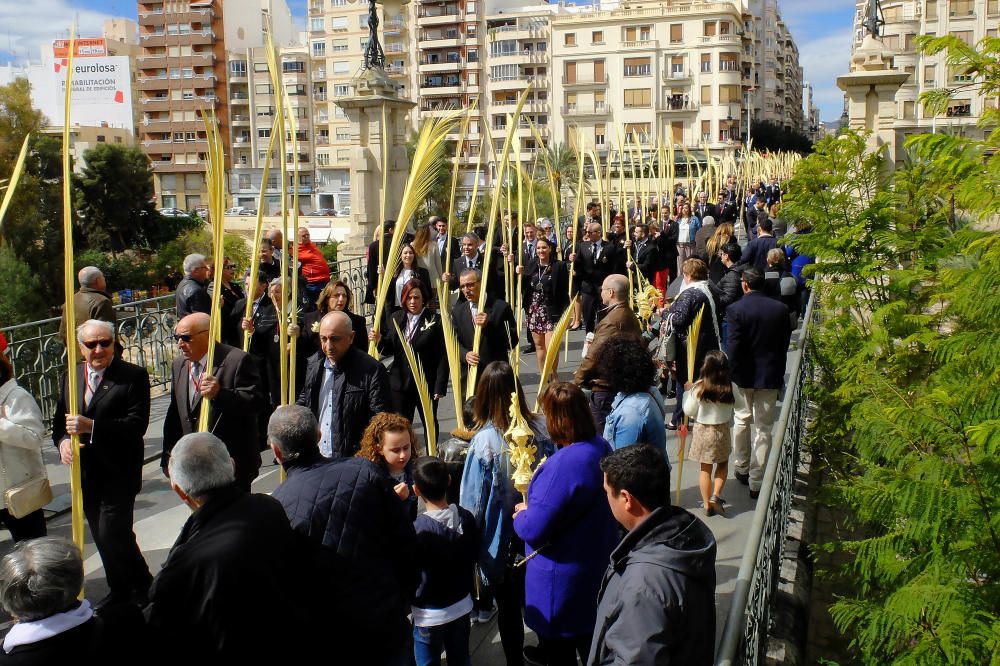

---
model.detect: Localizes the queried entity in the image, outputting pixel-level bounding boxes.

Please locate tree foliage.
[783,122,1000,661]
[750,119,814,154]
[0,248,47,324]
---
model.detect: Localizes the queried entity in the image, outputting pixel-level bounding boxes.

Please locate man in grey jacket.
[590,444,717,665]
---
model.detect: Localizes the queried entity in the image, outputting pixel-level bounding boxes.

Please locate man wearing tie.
[626,223,660,283]
[450,269,517,385]
[432,215,459,267]
[694,191,717,223]
[53,319,152,611]
[297,311,390,458]
[574,223,623,332]
[162,312,266,491]
[443,232,504,300]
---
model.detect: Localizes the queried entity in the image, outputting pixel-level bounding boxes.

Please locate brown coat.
[59,288,116,341]
[574,302,642,391]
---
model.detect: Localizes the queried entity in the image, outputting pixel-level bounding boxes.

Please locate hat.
[0,331,8,356]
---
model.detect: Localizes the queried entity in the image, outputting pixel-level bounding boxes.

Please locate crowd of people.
[0,175,814,664]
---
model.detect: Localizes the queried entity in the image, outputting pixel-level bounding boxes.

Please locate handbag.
[1,467,52,519]
[657,316,678,364]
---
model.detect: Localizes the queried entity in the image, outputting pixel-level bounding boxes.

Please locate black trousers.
[581,292,597,333]
[536,634,592,666]
[83,485,152,597]
[589,390,616,433]
[0,508,46,543]
[491,565,526,666]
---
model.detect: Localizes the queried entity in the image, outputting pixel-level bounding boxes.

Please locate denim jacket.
[603,390,669,463]
[459,420,553,585]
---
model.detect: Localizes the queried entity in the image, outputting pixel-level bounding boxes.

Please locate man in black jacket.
[147,432,318,660]
[450,269,517,388]
[726,267,792,498]
[54,319,152,611]
[269,405,417,665]
[161,313,266,491]
[590,444,716,666]
[626,222,659,283]
[174,254,210,319]
[297,311,390,458]
[574,223,624,333]
[742,216,778,271]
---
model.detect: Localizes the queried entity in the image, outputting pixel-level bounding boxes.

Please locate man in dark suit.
[297,311,390,458]
[716,191,737,224]
[54,318,152,610]
[765,177,782,207]
[175,254,211,319]
[432,216,460,268]
[451,268,517,388]
[443,232,504,301]
[693,191,717,223]
[574,222,624,332]
[626,222,660,283]
[161,312,266,491]
[726,267,792,499]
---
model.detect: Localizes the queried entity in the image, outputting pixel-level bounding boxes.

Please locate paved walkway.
[11,325,806,662]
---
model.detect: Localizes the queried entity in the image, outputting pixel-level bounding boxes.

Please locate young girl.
[357,412,418,518]
[682,350,747,516]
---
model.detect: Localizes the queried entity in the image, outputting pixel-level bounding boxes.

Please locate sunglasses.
[173,330,208,343]
[82,339,113,350]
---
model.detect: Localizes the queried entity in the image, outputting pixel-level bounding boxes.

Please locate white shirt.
[84,367,105,408]
[317,358,337,458]
[404,310,423,340]
[677,218,692,243]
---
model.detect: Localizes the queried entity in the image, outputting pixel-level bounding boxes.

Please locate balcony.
[622,39,658,49]
[385,43,406,54]
[658,99,698,113]
[385,64,407,76]
[419,34,464,49]
[662,69,693,83]
[699,34,741,45]
[420,83,464,96]
[561,75,609,87]
[383,17,406,34]
[562,102,610,117]
[231,94,249,104]
[309,3,322,14]
[419,59,461,73]
[231,114,250,125]
[313,92,327,101]
[418,7,461,27]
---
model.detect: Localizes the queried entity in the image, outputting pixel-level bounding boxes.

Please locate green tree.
[749,119,813,154]
[75,143,196,254]
[154,228,251,282]
[0,78,46,174]
[0,247,47,325]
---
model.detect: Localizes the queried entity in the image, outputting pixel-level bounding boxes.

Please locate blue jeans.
[413,615,472,666]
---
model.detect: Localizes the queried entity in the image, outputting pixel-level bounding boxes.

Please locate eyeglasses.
[223,264,235,270]
[459,282,479,290]
[173,330,208,343]
[82,339,113,350]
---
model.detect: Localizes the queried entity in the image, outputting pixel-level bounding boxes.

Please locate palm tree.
[536,142,579,212]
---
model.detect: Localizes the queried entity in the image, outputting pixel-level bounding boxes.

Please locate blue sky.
[0,0,856,121]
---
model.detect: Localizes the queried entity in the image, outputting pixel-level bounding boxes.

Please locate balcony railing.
[561,74,609,85]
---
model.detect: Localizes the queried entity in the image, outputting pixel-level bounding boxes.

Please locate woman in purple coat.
[513,382,620,665]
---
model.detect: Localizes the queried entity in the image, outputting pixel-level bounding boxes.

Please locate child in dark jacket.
[411,457,479,666]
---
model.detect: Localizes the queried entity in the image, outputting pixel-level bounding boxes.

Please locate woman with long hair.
[301,279,367,356]
[674,201,702,278]
[411,222,444,303]
[459,361,552,666]
[391,243,432,312]
[369,279,448,446]
[513,382,619,666]
[0,333,48,542]
[705,222,735,284]
[683,350,746,516]
[596,335,668,458]
[517,236,569,379]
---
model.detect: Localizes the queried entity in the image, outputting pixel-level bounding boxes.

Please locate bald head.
[175,312,212,361]
[319,311,354,364]
[603,274,629,305]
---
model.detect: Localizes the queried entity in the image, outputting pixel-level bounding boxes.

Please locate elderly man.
[297,311,389,458]
[147,432,316,659]
[53,319,152,611]
[450,268,517,382]
[161,312,266,490]
[269,406,416,665]
[573,223,624,333]
[574,274,642,429]
[59,266,116,342]
[175,254,211,319]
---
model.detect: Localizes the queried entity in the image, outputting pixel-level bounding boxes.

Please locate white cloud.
[799,28,856,121]
[0,0,114,62]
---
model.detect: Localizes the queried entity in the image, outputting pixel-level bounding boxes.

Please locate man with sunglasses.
[162,313,266,491]
[52,319,153,612]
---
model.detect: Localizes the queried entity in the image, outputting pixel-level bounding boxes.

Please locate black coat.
[274,454,417,660]
[208,281,244,347]
[742,234,778,272]
[161,344,266,488]
[146,486,318,660]
[0,611,144,664]
[451,295,517,375]
[667,282,725,381]
[655,221,679,269]
[52,358,150,497]
[521,259,570,325]
[693,202,717,222]
[716,265,744,311]
[588,505,717,666]
[631,239,660,283]
[726,291,791,390]
[296,346,390,458]
[450,252,505,301]
[364,232,414,304]
[381,309,449,398]
[577,242,623,295]
[174,277,210,319]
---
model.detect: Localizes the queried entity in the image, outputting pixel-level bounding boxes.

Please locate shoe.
[749,488,760,500]
[710,495,726,515]
[704,502,715,517]
[523,645,548,666]
[569,323,582,331]
[521,345,536,354]
[665,420,678,431]
[476,607,497,624]
[735,471,749,486]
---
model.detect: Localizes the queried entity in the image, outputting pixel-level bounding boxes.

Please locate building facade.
[851,0,1000,146]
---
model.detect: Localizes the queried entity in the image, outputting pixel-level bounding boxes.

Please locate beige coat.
[0,379,48,505]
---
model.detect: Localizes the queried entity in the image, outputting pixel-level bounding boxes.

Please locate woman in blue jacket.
[513,382,620,666]
[596,335,668,461]
[459,361,552,666]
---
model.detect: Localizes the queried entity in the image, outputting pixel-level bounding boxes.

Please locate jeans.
[732,387,779,491]
[413,615,472,666]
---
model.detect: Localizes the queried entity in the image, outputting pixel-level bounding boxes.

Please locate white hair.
[169,433,235,501]
[75,319,115,345]
[78,266,103,288]
[0,537,83,622]
[183,253,207,276]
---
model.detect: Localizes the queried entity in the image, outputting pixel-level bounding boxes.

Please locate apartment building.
[226,46,317,213]
[308,0,411,211]
[851,0,1000,144]
[803,81,822,142]
[743,0,804,133]
[136,0,295,210]
[549,0,747,157]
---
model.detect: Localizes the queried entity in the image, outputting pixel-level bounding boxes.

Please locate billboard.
[53,38,108,58]
[51,55,134,132]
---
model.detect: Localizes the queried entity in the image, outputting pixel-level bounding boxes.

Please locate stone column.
[335,68,415,257]
[836,35,910,169]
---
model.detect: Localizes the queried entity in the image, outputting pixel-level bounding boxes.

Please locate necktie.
[84,371,99,407]
[593,242,600,261]
[189,361,202,407]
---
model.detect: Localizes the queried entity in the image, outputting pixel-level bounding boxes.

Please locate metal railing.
[716,294,815,666]
[1,258,371,429]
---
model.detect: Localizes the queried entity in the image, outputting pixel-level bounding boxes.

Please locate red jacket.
[298,242,331,284]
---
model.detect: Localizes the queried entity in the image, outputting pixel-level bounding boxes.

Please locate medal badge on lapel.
[601,256,608,264]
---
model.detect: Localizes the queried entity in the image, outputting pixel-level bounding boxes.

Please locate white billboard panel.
[52,56,134,132]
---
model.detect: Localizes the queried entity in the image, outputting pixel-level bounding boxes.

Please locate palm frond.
[392,320,437,455]
[437,285,465,424]
[533,295,578,412]
[0,135,30,233]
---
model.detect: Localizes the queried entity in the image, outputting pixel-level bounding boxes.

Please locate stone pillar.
[836,35,910,169]
[335,68,415,257]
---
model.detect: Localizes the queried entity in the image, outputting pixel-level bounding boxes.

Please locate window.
[332,39,348,52]
[230,61,247,76]
[701,120,711,143]
[926,0,938,19]
[310,18,324,32]
[951,65,974,82]
[670,24,683,43]
[671,56,684,76]
[336,128,350,140]
[469,48,479,62]
[359,14,369,28]
[333,61,350,74]
[952,30,974,46]
[565,92,577,111]
[623,88,651,108]
[902,101,916,119]
[624,122,651,144]
[316,153,330,166]
[623,57,651,77]
[565,61,577,83]
[594,59,605,82]
[719,85,740,103]
[990,0,1000,14]
[312,41,326,57]
[238,175,251,190]
[490,39,517,57]
[255,83,274,94]
[946,100,972,116]
[592,30,604,44]
[334,84,350,96]
[284,61,305,74]
[704,21,717,37]
[330,17,348,32]
[169,68,181,79]
[700,85,712,105]
[565,33,576,46]
[181,67,193,79]
[332,0,346,5]
[701,53,712,73]
[719,53,739,72]
[950,0,973,16]
[923,64,936,85]
[254,62,269,72]
[595,124,606,146]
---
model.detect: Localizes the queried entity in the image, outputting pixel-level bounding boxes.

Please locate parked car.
[241,208,257,216]
[160,207,188,217]
[225,206,256,216]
